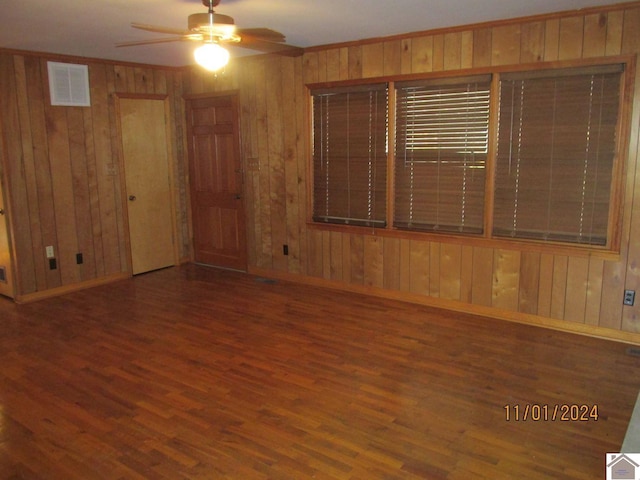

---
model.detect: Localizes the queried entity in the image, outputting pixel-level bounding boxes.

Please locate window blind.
[493,65,623,245]
[394,76,491,233]
[312,84,388,227]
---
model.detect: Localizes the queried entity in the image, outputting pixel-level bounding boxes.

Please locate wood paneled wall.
[186,3,640,342]
[1,5,638,342]
[0,53,191,300]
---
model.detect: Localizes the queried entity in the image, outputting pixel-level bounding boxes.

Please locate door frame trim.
[114,93,180,275]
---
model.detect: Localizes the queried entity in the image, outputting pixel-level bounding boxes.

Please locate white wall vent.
[47,61,91,107]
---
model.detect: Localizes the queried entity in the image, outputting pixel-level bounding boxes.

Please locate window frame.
[306,56,635,258]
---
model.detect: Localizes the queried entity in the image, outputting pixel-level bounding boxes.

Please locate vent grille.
[47,61,91,107]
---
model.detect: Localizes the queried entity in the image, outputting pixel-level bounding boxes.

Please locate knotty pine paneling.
[265,59,288,272]
[0,55,37,295]
[185,3,640,342]
[0,52,189,299]
[383,237,401,291]
[518,251,541,315]
[408,240,429,296]
[520,21,546,63]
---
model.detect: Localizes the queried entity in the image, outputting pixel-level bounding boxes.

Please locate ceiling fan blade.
[234,35,304,57]
[236,28,286,43]
[131,22,193,36]
[116,36,191,48]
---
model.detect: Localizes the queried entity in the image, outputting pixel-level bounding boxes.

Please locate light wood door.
[119,97,176,275]
[186,94,247,271]
[0,176,14,298]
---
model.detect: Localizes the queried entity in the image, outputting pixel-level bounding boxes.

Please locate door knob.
[129,195,137,201]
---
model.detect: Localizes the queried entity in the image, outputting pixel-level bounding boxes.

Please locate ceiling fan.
[117,0,303,70]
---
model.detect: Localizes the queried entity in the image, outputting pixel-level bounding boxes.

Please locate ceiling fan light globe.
[194,43,230,71]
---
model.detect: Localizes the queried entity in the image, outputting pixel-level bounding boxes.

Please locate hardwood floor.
[0,264,639,479]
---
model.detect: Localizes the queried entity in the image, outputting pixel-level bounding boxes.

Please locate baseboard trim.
[249,267,640,346]
[14,272,130,304]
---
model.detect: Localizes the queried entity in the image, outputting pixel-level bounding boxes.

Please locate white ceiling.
[0,0,629,68]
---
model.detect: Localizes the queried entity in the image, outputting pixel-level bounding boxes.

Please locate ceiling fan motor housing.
[188,13,235,30]
[188,13,239,42]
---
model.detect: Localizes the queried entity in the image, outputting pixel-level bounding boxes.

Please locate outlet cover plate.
[624,290,636,306]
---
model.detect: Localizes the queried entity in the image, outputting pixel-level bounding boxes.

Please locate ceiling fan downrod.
[207,0,215,43]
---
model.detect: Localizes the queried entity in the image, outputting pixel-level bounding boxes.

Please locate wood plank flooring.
[0,264,639,479]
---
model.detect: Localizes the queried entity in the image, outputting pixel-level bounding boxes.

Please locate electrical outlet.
[45,245,54,259]
[624,290,636,306]
[49,258,57,270]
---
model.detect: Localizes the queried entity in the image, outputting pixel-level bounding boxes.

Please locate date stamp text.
[504,403,599,421]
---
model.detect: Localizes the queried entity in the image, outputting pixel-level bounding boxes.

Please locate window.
[311,84,388,227]
[494,65,623,245]
[395,76,491,234]
[308,62,626,250]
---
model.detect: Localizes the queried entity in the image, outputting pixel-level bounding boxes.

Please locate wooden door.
[0,176,14,298]
[186,94,247,271]
[119,96,177,275]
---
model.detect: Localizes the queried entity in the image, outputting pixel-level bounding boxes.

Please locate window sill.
[306,221,621,261]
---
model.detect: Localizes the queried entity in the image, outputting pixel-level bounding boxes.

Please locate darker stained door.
[186,94,247,271]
